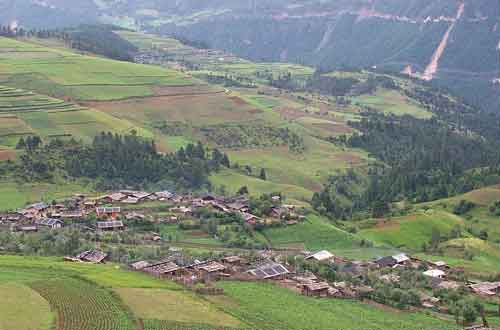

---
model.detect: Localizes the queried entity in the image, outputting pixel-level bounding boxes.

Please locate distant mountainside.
[0,0,499,111]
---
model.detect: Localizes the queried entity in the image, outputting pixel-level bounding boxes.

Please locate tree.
[16,137,26,150]
[259,168,267,180]
[372,200,389,218]
[237,186,249,195]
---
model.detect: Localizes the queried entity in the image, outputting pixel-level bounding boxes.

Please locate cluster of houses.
[0,190,302,234]
[65,244,499,307]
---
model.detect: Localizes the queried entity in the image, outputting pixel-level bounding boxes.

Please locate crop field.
[359,210,466,251]
[211,282,457,330]
[264,215,357,251]
[0,283,54,330]
[31,279,136,330]
[142,320,246,330]
[352,89,433,119]
[117,288,242,328]
[0,37,193,102]
[85,93,268,126]
[0,85,152,147]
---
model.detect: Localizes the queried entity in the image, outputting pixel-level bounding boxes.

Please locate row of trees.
[14,132,231,191]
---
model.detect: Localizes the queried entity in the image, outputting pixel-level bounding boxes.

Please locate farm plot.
[212,282,457,330]
[0,85,152,143]
[117,288,242,329]
[86,93,267,126]
[0,283,54,330]
[31,278,136,330]
[359,210,466,251]
[0,37,193,102]
[143,320,248,330]
[352,89,432,119]
[264,215,358,252]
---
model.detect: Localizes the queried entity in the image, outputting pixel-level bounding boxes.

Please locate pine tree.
[259,168,267,180]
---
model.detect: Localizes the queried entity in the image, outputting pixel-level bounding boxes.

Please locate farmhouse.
[130,260,150,270]
[96,207,121,218]
[143,261,183,277]
[300,282,331,297]
[428,260,450,270]
[130,191,151,201]
[375,253,410,268]
[121,197,139,204]
[305,250,334,262]
[470,282,500,296]
[108,192,127,202]
[423,269,446,279]
[37,218,63,230]
[222,255,246,265]
[248,261,289,280]
[76,250,108,263]
[195,261,227,282]
[60,210,84,219]
[97,221,124,231]
[155,191,173,200]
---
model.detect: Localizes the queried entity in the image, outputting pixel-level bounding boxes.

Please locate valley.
[0,21,499,330]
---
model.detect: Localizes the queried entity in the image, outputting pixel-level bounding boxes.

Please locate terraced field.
[0,85,150,148]
[0,36,192,102]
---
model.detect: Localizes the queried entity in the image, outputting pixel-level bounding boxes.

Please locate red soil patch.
[0,149,16,160]
[85,93,260,124]
[186,230,210,237]
[312,123,354,135]
[153,85,222,97]
[333,152,364,165]
[229,96,248,106]
[276,106,307,121]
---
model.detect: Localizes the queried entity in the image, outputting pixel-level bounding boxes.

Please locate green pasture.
[360,210,466,251]
[352,89,433,119]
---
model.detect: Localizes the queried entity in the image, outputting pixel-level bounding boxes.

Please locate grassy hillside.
[0,35,374,203]
[0,85,152,150]
[359,210,466,251]
[0,37,192,101]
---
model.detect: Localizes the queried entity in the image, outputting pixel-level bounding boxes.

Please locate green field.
[359,210,466,251]
[210,169,314,202]
[0,85,153,147]
[211,282,457,330]
[117,288,242,328]
[0,37,192,101]
[0,283,54,330]
[352,89,433,119]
